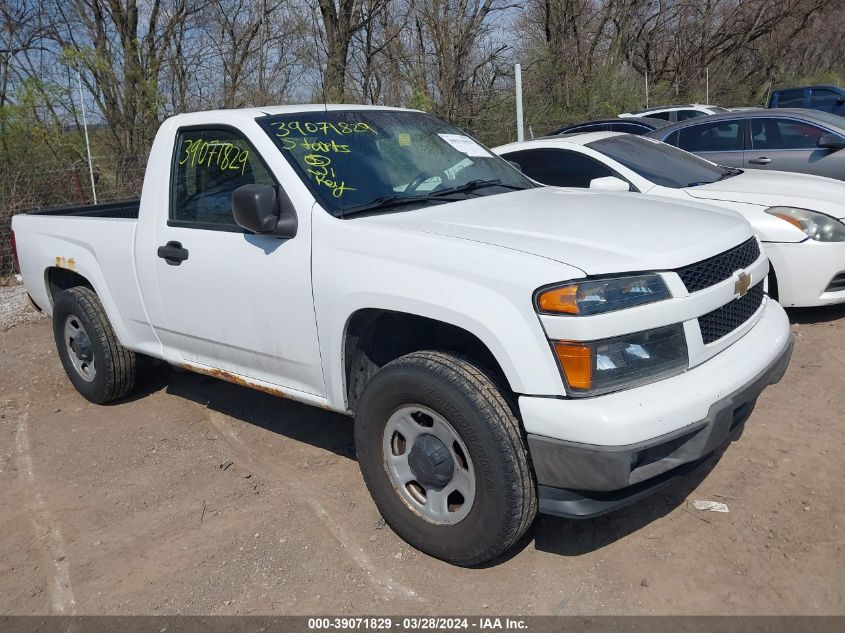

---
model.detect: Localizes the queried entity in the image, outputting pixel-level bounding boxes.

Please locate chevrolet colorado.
[11,105,793,565]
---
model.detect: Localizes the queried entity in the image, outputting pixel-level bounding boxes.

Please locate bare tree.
[50,0,201,160]
[316,0,390,100]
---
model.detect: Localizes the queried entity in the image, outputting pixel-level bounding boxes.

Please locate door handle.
[748,157,772,165]
[157,241,189,266]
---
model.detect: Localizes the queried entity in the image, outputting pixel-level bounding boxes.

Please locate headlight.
[536,274,670,315]
[765,207,845,242]
[553,324,688,396]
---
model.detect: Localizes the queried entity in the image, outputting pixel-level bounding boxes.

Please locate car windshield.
[258,110,533,217]
[587,135,738,188]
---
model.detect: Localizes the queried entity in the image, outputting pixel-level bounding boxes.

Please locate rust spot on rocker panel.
[177,363,333,410]
[54,256,76,271]
[178,363,288,397]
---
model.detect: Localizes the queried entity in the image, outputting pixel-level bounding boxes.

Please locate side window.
[664,130,680,146]
[676,109,706,121]
[611,122,649,134]
[646,111,672,121]
[503,149,615,188]
[810,89,842,109]
[171,128,276,228]
[774,89,804,108]
[676,121,743,152]
[750,118,827,150]
[564,123,608,134]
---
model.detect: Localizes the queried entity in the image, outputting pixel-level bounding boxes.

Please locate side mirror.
[817,133,845,151]
[836,95,845,105]
[589,176,630,192]
[232,184,298,238]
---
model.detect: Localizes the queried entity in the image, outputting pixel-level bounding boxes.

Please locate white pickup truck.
[11,105,793,566]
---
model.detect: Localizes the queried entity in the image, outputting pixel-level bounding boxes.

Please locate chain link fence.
[0,157,146,281]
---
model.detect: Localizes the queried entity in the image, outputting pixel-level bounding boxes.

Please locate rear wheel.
[354,351,536,566]
[52,287,136,404]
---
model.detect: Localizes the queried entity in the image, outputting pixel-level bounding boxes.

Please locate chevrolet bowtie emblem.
[734,272,751,297]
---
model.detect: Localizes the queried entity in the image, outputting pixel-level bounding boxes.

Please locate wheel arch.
[342,308,516,413]
[45,266,94,304]
[41,264,134,350]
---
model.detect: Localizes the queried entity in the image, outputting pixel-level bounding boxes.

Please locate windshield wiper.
[687,168,743,187]
[340,179,530,217]
[429,179,530,197]
[339,194,450,218]
[717,168,742,180]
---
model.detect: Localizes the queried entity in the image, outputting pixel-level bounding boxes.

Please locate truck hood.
[685,169,845,220]
[362,187,752,275]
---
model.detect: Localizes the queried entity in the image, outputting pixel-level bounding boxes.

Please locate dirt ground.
[1,288,843,616]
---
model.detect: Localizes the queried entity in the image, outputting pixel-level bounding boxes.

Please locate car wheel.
[52,287,136,404]
[354,350,536,566]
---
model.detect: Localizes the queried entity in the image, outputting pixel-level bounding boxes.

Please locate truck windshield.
[587,135,740,188]
[258,110,533,217]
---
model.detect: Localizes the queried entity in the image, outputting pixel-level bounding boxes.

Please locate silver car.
[645,108,845,180]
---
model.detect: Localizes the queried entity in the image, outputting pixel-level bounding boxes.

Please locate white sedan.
[494,132,845,307]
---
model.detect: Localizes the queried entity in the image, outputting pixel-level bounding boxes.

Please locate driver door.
[745,117,842,179]
[150,126,325,397]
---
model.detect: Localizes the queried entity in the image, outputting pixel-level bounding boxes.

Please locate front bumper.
[520,300,794,518]
[765,240,845,307]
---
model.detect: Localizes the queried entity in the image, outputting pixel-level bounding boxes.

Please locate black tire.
[354,350,537,566]
[52,287,136,404]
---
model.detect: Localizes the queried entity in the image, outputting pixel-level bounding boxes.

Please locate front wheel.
[52,287,136,404]
[354,351,537,566]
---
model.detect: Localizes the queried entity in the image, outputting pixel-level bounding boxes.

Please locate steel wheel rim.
[64,315,96,383]
[382,405,476,525]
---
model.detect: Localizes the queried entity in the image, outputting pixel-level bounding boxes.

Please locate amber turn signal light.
[553,342,592,390]
[768,212,804,231]
[537,285,580,314]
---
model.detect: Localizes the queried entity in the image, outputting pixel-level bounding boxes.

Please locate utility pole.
[77,70,98,205]
[258,0,267,102]
[515,63,524,142]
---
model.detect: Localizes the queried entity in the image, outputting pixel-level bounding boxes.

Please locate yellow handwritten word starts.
[301,138,350,153]
[303,154,357,198]
[180,139,249,175]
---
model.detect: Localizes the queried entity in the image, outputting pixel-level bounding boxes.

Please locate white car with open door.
[495,133,845,307]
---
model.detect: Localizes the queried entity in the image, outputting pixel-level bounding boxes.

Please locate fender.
[312,210,585,410]
[14,215,163,358]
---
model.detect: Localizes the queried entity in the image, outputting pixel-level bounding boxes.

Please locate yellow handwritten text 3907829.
[180,139,249,175]
[272,120,376,138]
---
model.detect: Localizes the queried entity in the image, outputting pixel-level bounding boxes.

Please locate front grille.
[676,238,760,293]
[825,272,845,293]
[698,282,765,344]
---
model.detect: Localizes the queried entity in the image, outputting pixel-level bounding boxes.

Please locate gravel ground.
[0,283,46,332]
[0,288,843,615]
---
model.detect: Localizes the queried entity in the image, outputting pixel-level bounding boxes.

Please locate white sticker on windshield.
[437,134,490,157]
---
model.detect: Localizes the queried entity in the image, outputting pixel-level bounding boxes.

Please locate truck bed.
[28,199,140,219]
